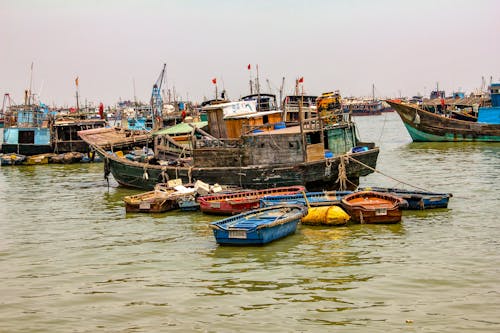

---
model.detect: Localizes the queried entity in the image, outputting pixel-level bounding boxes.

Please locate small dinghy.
[341,191,407,224]
[357,187,452,210]
[209,204,308,245]
[198,186,305,215]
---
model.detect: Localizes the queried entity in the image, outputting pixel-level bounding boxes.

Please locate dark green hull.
[104,148,379,191]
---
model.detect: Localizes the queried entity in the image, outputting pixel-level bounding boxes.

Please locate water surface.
[1,113,499,332]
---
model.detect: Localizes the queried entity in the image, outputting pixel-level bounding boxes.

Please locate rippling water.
[1,113,499,332]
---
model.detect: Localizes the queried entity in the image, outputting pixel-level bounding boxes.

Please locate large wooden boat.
[387,84,500,142]
[341,191,407,224]
[198,186,305,215]
[209,204,308,245]
[80,94,379,191]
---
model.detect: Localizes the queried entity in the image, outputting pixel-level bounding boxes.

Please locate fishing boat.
[386,83,500,142]
[357,187,452,209]
[198,186,306,215]
[209,204,308,245]
[50,115,107,153]
[341,191,407,224]
[2,104,52,155]
[79,93,379,191]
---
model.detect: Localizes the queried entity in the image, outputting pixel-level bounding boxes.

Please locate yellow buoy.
[301,205,350,226]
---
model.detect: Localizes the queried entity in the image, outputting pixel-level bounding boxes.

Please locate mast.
[75,76,80,112]
[279,77,285,110]
[372,83,375,101]
[133,77,137,106]
[28,62,34,105]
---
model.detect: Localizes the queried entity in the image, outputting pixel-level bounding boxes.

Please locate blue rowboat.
[357,187,452,210]
[260,191,353,208]
[209,204,308,245]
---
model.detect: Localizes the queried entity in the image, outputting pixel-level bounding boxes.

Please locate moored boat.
[0,153,27,166]
[357,187,452,209]
[124,182,198,213]
[209,204,308,245]
[80,88,379,191]
[386,83,500,142]
[341,191,407,224]
[260,190,353,207]
[198,186,306,215]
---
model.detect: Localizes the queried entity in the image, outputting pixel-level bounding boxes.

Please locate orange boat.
[341,191,407,224]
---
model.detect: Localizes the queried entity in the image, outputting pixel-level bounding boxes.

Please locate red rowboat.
[198,186,306,215]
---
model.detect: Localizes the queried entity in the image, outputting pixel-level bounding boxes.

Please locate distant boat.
[198,186,306,215]
[387,84,500,142]
[341,191,407,224]
[209,204,308,245]
[0,153,26,166]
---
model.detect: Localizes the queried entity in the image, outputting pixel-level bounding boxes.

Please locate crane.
[151,63,166,130]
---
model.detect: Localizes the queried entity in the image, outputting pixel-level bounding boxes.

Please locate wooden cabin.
[202,100,283,139]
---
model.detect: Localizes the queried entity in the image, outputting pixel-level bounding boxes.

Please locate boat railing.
[194,137,242,149]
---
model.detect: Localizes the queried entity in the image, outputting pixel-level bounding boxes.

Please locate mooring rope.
[336,156,348,191]
[346,155,430,192]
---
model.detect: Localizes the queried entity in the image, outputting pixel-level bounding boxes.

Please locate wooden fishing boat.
[209,204,308,245]
[357,187,452,210]
[80,90,379,191]
[386,84,500,142]
[341,191,407,224]
[198,186,305,215]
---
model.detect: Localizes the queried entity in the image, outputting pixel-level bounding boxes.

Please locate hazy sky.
[1,0,499,107]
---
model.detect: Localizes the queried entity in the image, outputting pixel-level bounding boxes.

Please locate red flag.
[247,64,251,70]
[440,98,445,107]
[75,76,79,86]
[212,78,217,84]
[298,77,304,83]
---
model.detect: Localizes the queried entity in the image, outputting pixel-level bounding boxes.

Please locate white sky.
[1,0,499,107]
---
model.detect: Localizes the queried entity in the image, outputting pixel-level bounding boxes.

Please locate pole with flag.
[212,77,217,100]
[247,64,253,94]
[75,76,80,112]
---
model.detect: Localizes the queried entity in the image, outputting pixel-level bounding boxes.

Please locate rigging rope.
[346,155,431,192]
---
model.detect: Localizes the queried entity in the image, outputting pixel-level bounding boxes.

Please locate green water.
[1,113,499,332]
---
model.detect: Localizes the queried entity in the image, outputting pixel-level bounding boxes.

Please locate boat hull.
[210,205,307,245]
[387,100,500,142]
[198,186,305,215]
[102,147,379,191]
[357,187,452,210]
[341,191,405,224]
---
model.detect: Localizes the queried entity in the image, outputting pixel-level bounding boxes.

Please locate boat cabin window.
[18,130,35,144]
[306,132,321,145]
